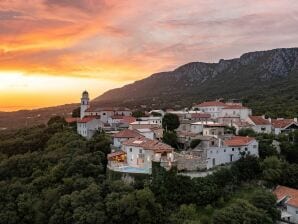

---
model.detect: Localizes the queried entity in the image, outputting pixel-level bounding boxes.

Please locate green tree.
[238,128,256,137]
[162,113,180,131]
[213,199,273,224]
[132,111,145,118]
[190,139,201,149]
[162,131,178,149]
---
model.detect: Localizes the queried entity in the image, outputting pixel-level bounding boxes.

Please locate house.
[273,185,298,223]
[77,116,103,139]
[220,104,252,120]
[206,136,258,169]
[233,121,252,134]
[203,123,225,137]
[192,101,226,119]
[136,128,155,140]
[77,90,133,138]
[271,118,298,135]
[137,116,162,125]
[190,121,223,135]
[129,121,161,130]
[108,115,136,129]
[246,115,272,134]
[107,137,175,174]
[112,129,142,148]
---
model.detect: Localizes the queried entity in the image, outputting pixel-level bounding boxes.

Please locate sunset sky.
[1,0,298,111]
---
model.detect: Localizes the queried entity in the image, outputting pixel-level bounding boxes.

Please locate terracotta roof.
[121,116,136,124]
[113,129,142,138]
[224,136,255,147]
[65,117,79,123]
[122,137,173,153]
[223,105,248,109]
[78,116,100,123]
[271,119,296,128]
[249,116,270,125]
[191,113,211,119]
[195,101,226,107]
[273,185,298,208]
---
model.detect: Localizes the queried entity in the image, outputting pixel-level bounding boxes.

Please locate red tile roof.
[249,116,270,125]
[273,185,298,207]
[122,137,173,153]
[122,116,136,124]
[86,107,131,112]
[113,129,142,138]
[271,119,296,128]
[65,117,79,123]
[77,116,100,123]
[224,136,255,147]
[195,101,226,107]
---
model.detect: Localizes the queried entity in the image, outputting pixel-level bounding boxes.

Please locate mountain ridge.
[93,47,298,117]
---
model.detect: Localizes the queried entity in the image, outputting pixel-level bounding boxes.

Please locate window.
[253,145,257,148]
[245,147,248,151]
[103,112,106,115]
[129,148,132,152]
[224,149,226,152]
[139,149,142,153]
[210,150,212,154]
[261,127,266,131]
[211,141,215,146]
[232,148,234,151]
[238,147,241,151]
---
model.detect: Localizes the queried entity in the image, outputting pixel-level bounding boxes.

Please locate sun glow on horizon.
[0,71,128,112]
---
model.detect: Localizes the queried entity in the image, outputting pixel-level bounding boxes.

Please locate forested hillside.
[0,117,298,223]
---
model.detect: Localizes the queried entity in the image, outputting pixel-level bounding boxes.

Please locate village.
[72,91,298,172]
[67,90,298,223]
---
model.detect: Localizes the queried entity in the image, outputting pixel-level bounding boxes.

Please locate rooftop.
[271,119,296,128]
[224,136,255,147]
[249,116,270,125]
[122,137,173,153]
[273,185,298,208]
[113,129,142,138]
[78,116,100,123]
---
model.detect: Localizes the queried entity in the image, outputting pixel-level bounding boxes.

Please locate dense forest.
[0,117,297,223]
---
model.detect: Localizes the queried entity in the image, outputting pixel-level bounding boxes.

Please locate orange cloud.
[1,0,298,110]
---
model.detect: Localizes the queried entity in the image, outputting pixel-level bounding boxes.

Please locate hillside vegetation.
[0,117,297,223]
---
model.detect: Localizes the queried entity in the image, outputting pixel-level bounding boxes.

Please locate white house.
[246,115,272,134]
[77,116,103,139]
[192,101,226,119]
[220,104,252,120]
[136,128,155,140]
[107,137,175,174]
[112,129,142,148]
[138,116,162,125]
[274,185,298,223]
[271,118,298,135]
[206,136,258,169]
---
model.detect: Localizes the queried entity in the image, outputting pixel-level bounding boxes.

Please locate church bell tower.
[80,90,90,118]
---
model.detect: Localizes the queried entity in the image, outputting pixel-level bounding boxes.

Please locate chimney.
[268,118,272,124]
[262,115,265,119]
[294,118,297,123]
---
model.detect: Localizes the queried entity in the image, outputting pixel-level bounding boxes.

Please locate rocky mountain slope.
[94,48,298,117]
